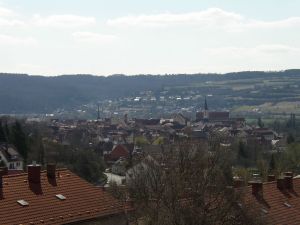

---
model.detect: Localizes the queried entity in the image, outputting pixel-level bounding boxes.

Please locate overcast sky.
[0,0,299,76]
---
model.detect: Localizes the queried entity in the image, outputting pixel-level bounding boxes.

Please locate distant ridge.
[0,69,299,114]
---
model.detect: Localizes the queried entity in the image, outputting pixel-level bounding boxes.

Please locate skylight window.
[261,208,268,214]
[284,202,291,208]
[17,200,29,206]
[56,194,66,200]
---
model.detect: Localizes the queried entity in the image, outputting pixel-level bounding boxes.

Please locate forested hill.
[0,70,299,114]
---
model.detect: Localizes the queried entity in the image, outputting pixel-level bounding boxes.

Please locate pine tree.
[11,121,29,162]
[4,122,10,142]
[257,117,264,128]
[0,120,6,142]
[287,133,295,144]
[269,154,276,172]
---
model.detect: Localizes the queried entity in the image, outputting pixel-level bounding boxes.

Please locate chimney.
[277,178,285,190]
[267,175,275,182]
[0,167,8,176]
[233,178,244,188]
[284,176,293,189]
[284,172,293,177]
[249,181,263,196]
[0,166,8,188]
[47,164,56,178]
[28,162,41,183]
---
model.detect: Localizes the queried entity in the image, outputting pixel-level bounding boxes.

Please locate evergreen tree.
[11,121,29,162]
[257,117,264,128]
[0,120,6,142]
[237,141,248,167]
[4,122,10,142]
[39,139,45,165]
[269,154,276,172]
[287,133,295,144]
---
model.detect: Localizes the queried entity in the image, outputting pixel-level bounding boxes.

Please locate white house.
[0,144,24,170]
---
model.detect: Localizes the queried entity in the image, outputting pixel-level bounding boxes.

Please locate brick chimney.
[277,178,285,190]
[233,178,244,188]
[267,175,275,182]
[0,167,8,176]
[284,176,293,189]
[28,162,41,183]
[47,164,56,178]
[284,172,293,177]
[0,167,8,188]
[249,181,263,196]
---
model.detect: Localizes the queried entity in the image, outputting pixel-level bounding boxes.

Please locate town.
[0,97,299,224]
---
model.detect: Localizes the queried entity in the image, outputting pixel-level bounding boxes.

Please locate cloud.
[0,6,16,17]
[0,6,24,27]
[205,45,300,59]
[107,8,243,28]
[0,18,24,26]
[247,17,300,29]
[0,34,37,46]
[72,32,118,43]
[33,14,96,28]
[256,44,300,54]
[107,8,300,31]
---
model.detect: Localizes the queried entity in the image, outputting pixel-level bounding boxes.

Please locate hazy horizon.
[1,68,300,77]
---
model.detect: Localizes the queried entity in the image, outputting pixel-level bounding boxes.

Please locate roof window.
[56,194,66,200]
[17,200,29,206]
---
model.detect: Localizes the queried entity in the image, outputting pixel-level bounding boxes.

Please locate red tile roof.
[109,145,130,161]
[0,169,130,225]
[244,177,300,225]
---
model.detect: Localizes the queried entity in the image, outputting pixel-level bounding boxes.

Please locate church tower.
[203,96,209,121]
[97,104,100,120]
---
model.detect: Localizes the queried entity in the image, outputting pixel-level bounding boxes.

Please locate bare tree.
[125,142,264,225]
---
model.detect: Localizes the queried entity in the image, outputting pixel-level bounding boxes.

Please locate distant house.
[105,144,131,163]
[171,113,189,126]
[196,111,230,122]
[112,157,128,176]
[0,144,23,170]
[0,164,132,225]
[196,97,230,122]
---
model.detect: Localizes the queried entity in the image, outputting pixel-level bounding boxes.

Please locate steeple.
[204,96,208,111]
[97,104,100,120]
[203,96,209,121]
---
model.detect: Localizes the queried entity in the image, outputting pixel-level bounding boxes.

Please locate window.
[17,200,29,206]
[56,194,66,200]
[9,163,14,169]
[16,162,20,167]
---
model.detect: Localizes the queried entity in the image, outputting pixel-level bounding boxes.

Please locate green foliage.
[70,150,105,183]
[257,117,264,128]
[0,120,6,142]
[287,133,295,144]
[11,121,29,161]
[284,143,300,172]
[135,136,149,146]
[269,154,276,172]
[152,137,164,145]
[43,140,105,183]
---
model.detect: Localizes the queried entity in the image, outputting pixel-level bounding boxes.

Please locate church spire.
[204,96,208,110]
[97,104,100,120]
[203,96,209,121]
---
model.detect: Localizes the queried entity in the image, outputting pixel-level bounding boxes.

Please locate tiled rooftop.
[0,169,128,225]
[244,177,300,225]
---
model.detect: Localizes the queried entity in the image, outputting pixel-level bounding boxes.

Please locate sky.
[0,0,299,76]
